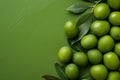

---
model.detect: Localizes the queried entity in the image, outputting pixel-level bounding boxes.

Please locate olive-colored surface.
[0,0,79,80]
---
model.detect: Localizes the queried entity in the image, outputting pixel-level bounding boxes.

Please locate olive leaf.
[75,9,92,27]
[67,4,90,14]
[55,63,69,80]
[70,13,93,45]
[67,39,86,52]
[94,0,102,4]
[67,8,94,52]
[42,75,61,80]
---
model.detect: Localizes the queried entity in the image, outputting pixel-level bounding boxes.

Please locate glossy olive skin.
[64,20,79,38]
[103,52,120,70]
[107,0,120,10]
[81,34,97,49]
[65,63,79,80]
[73,52,88,67]
[58,46,72,63]
[90,64,108,80]
[90,20,110,37]
[94,3,110,19]
[114,43,120,56]
[87,49,102,64]
[107,71,120,80]
[110,26,120,40]
[109,11,120,26]
[98,35,114,52]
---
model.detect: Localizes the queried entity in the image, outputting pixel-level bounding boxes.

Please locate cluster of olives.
[58,0,120,80]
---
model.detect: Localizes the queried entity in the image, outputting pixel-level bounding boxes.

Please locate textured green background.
[0,0,79,80]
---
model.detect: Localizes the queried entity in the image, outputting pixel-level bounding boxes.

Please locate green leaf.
[42,75,61,80]
[67,8,94,51]
[55,63,69,80]
[67,4,90,14]
[67,39,86,52]
[94,0,102,4]
[75,10,92,27]
[71,13,93,45]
